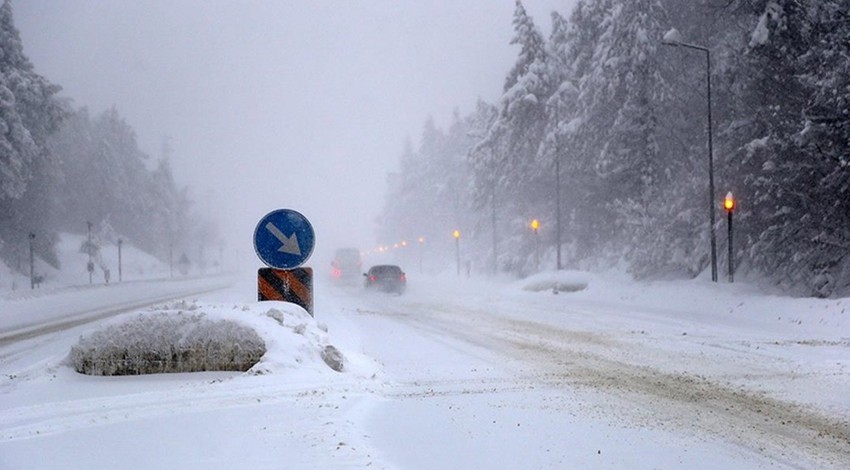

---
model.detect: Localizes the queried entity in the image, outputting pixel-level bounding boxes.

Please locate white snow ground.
[1,239,848,469]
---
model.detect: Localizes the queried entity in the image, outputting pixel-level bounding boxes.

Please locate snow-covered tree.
[729,0,850,295]
[0,0,64,268]
[473,1,556,274]
[377,0,850,292]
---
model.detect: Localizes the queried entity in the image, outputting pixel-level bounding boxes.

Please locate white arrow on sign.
[265,222,302,256]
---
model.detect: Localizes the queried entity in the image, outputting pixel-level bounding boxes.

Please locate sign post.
[254,209,316,315]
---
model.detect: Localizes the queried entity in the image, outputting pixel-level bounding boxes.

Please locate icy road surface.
[0,271,848,469]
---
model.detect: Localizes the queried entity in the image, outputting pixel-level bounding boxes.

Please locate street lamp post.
[118,238,123,283]
[453,230,461,276]
[219,246,224,274]
[662,28,718,282]
[724,192,735,283]
[543,102,563,270]
[418,236,425,273]
[530,219,540,271]
[492,182,497,275]
[28,232,35,290]
[471,135,498,276]
[86,221,94,284]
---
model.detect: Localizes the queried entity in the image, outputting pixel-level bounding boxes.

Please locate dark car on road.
[364,265,406,294]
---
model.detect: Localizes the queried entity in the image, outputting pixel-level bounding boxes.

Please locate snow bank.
[67,299,346,376]
[520,270,590,293]
[69,302,265,375]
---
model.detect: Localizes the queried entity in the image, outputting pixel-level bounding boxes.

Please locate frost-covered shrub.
[69,311,266,376]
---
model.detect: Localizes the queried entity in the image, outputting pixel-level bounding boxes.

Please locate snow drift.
[69,301,265,375]
[67,299,345,376]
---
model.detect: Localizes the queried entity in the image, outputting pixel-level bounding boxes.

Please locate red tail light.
[400,274,406,282]
[369,275,377,282]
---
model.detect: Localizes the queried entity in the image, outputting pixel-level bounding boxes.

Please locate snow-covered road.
[1,271,848,469]
[329,274,850,469]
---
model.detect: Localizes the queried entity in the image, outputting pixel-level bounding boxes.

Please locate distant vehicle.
[364,265,406,294]
[331,248,362,281]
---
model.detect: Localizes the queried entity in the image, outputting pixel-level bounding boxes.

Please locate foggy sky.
[14,0,574,263]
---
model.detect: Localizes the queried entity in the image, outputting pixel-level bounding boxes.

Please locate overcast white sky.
[14,0,575,261]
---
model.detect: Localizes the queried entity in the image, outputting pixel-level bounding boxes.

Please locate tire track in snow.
[365,298,850,469]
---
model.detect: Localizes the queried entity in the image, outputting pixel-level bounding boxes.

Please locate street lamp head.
[453,230,460,239]
[724,192,735,212]
[530,219,540,231]
[662,28,683,46]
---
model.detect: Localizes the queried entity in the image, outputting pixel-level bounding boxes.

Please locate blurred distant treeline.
[379,0,850,297]
[0,1,211,272]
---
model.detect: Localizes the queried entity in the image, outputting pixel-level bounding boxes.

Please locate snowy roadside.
[0,285,387,469]
[0,276,236,341]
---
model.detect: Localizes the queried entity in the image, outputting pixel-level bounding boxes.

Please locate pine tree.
[562,0,617,262]
[466,99,502,272]
[476,1,555,274]
[0,0,64,268]
[724,1,829,293]
[537,11,582,266]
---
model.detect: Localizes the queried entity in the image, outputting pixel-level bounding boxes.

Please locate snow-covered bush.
[69,311,266,376]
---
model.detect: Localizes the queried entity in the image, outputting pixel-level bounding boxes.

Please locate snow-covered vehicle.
[331,248,362,282]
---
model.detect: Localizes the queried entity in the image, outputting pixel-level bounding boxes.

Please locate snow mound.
[69,305,265,376]
[521,270,590,293]
[68,299,345,376]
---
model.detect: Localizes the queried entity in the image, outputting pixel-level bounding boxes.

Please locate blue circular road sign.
[253,209,315,269]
